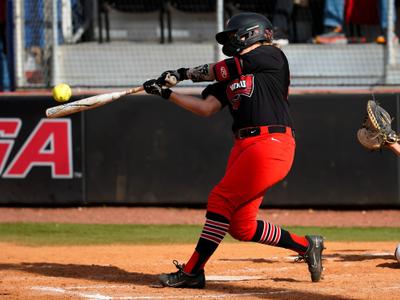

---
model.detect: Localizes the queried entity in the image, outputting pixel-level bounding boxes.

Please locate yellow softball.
[52,83,72,102]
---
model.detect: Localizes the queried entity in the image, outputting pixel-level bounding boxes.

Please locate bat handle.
[127,86,145,95]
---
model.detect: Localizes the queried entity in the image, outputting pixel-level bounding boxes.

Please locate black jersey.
[203,45,293,132]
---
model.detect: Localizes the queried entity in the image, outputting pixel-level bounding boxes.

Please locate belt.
[234,125,295,139]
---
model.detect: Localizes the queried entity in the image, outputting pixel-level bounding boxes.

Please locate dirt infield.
[1,207,400,226]
[0,208,399,299]
[1,242,399,299]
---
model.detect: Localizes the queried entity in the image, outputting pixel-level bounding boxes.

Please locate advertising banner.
[0,96,83,205]
[0,93,398,207]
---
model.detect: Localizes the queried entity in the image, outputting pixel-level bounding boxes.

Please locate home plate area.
[1,242,399,299]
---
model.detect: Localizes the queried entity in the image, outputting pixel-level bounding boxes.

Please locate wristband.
[177,68,189,81]
[161,88,172,99]
[201,85,214,99]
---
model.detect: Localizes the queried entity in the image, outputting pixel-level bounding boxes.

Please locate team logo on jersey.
[226,75,254,110]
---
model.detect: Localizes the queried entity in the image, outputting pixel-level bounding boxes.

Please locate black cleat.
[297,235,325,282]
[159,260,206,288]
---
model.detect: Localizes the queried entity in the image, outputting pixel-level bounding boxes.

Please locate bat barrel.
[45,86,144,118]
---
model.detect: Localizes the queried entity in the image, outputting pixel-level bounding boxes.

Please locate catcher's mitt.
[357,100,399,150]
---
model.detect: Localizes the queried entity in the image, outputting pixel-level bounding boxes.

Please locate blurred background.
[1,0,400,208]
[2,0,400,89]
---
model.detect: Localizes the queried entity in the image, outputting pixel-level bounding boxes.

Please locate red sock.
[183,212,229,274]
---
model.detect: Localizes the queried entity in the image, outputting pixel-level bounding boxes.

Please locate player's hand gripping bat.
[46,86,144,118]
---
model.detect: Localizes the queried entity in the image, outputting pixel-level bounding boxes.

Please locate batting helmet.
[216,12,273,57]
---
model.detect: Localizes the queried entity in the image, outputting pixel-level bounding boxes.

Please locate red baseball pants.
[207,128,295,241]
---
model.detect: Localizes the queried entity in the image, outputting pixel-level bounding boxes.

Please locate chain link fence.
[9,0,400,89]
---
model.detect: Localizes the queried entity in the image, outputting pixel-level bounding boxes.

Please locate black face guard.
[221,31,245,56]
[221,26,266,57]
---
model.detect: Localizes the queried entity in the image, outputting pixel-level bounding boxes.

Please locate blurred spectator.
[24,0,46,84]
[313,0,348,44]
[0,0,10,91]
[308,0,325,37]
[225,0,294,45]
[375,0,396,44]
[24,0,80,84]
[0,0,5,48]
[314,0,397,44]
[271,0,294,46]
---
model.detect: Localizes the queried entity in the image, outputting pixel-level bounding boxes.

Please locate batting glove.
[143,79,172,100]
[157,68,188,86]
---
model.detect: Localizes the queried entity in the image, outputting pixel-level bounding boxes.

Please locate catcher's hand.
[357,100,399,150]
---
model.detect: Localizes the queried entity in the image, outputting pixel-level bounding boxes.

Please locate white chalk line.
[30,276,280,300]
[384,286,400,290]
[286,251,396,262]
[31,286,289,299]
[29,279,400,300]
[114,291,289,299]
[32,286,112,300]
[207,275,264,281]
[66,285,132,289]
[367,252,394,256]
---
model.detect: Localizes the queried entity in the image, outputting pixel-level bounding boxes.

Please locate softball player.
[143,12,325,288]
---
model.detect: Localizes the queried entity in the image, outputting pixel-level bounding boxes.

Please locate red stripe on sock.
[201,233,222,244]
[184,251,200,274]
[260,221,268,242]
[290,233,309,254]
[273,227,281,245]
[206,219,230,230]
[203,225,227,236]
[266,224,275,244]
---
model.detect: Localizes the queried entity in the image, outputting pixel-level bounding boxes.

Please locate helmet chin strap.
[239,43,263,55]
[222,42,263,57]
[222,43,241,57]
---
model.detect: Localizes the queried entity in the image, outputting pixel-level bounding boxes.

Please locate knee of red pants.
[207,188,234,221]
[229,221,257,241]
[207,186,260,241]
